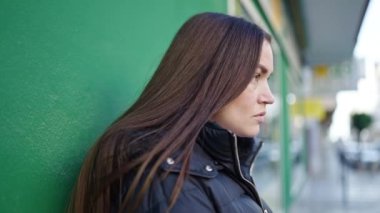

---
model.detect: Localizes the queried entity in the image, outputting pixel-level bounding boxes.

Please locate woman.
[69,12,274,213]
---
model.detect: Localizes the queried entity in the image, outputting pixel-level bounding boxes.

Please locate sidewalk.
[290,141,380,213]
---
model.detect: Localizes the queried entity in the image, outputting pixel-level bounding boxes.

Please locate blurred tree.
[351,113,373,142]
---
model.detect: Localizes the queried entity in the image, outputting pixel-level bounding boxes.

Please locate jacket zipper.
[232,133,265,213]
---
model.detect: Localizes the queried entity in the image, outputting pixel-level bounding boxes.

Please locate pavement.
[290,141,380,213]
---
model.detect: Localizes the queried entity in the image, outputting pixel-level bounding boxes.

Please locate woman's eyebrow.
[257,64,269,74]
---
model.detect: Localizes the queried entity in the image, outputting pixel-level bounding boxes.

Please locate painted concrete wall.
[0,1,226,212]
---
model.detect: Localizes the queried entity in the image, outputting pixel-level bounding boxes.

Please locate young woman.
[69,12,275,213]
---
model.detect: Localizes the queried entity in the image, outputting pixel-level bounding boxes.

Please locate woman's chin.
[236,126,260,137]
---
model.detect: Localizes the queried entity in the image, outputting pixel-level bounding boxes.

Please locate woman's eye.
[254,74,261,79]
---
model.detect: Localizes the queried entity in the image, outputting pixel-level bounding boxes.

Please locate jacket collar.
[197,122,263,167]
[160,122,263,178]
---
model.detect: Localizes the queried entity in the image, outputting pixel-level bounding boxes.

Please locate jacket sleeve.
[142,175,215,213]
[167,187,215,213]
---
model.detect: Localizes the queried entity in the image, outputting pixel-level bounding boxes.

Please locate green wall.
[0,1,226,212]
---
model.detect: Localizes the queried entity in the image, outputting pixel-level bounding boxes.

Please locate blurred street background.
[1,0,380,212]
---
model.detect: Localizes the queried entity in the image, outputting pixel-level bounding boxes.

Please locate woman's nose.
[259,85,275,105]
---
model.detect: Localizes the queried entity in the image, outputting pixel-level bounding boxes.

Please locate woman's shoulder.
[123,149,217,212]
[160,143,220,180]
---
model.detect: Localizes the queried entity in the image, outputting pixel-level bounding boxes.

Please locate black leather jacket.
[126,122,272,213]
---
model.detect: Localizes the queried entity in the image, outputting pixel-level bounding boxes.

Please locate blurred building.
[230,1,371,213]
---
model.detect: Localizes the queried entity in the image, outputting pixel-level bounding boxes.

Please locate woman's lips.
[255,115,265,122]
[254,112,266,116]
[253,112,266,122]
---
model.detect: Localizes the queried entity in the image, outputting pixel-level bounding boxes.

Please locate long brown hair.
[69,12,270,212]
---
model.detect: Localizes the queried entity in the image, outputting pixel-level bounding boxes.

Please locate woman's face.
[212,39,274,137]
